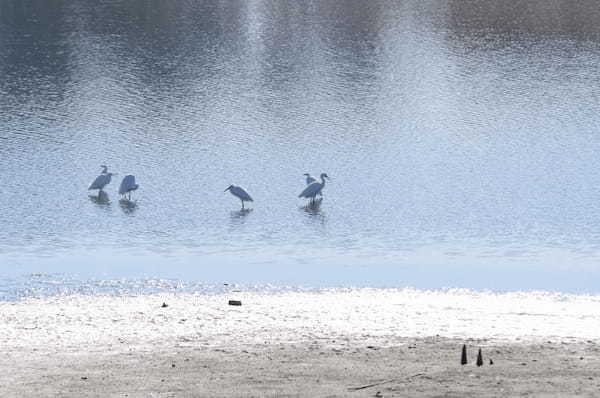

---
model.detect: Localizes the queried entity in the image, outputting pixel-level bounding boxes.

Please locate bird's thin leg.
[241,200,244,210]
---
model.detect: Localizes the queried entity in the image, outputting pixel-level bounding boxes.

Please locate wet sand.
[2,338,600,397]
[1,290,599,396]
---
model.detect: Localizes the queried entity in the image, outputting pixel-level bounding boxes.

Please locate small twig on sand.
[348,373,425,391]
[348,380,395,391]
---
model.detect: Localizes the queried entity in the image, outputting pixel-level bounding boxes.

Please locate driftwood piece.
[348,373,425,391]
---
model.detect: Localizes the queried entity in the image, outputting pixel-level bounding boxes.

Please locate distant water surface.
[1,0,600,294]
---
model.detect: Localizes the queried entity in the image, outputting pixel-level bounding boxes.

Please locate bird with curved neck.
[89,172,116,192]
[225,185,253,210]
[298,173,329,204]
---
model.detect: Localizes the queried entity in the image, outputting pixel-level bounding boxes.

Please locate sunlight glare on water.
[1,0,600,293]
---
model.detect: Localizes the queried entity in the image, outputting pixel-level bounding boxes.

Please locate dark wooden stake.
[477,348,483,367]
[461,344,468,365]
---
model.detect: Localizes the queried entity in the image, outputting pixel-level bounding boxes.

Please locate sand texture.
[2,339,600,397]
[1,289,599,396]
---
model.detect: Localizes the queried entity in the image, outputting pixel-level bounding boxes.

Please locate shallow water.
[1,1,600,294]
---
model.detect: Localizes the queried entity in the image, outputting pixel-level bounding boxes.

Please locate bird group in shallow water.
[88,165,139,201]
[88,165,330,210]
[298,173,329,204]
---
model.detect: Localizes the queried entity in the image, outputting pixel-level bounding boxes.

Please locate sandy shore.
[2,338,600,397]
[1,289,599,396]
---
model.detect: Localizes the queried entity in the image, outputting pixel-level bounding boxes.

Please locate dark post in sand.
[477,348,483,367]
[461,344,468,365]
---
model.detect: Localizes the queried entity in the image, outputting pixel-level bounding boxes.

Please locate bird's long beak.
[224,186,231,192]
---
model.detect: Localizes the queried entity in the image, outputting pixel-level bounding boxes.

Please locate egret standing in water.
[303,173,323,197]
[119,175,139,200]
[89,172,116,193]
[299,173,329,204]
[225,185,253,210]
[304,173,316,185]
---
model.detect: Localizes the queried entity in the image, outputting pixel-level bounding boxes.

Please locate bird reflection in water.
[302,197,323,214]
[119,198,137,214]
[301,198,326,227]
[229,208,253,228]
[230,208,253,219]
[88,191,110,205]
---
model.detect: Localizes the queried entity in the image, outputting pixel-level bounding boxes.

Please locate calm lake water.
[1,0,600,296]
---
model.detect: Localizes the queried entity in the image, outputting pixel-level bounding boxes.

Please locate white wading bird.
[89,172,116,193]
[119,175,139,200]
[304,173,316,185]
[303,173,324,196]
[225,185,253,210]
[299,173,329,204]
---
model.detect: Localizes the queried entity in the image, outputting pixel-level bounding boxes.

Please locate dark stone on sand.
[228,300,242,306]
[81,377,88,380]
[489,358,494,365]
[461,344,468,365]
[161,302,168,308]
[476,348,483,367]
[172,364,176,368]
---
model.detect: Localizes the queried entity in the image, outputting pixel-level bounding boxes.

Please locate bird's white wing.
[231,186,253,201]
[89,174,109,190]
[119,175,137,195]
[299,182,320,198]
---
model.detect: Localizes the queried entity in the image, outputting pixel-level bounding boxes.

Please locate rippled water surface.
[1,0,600,294]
